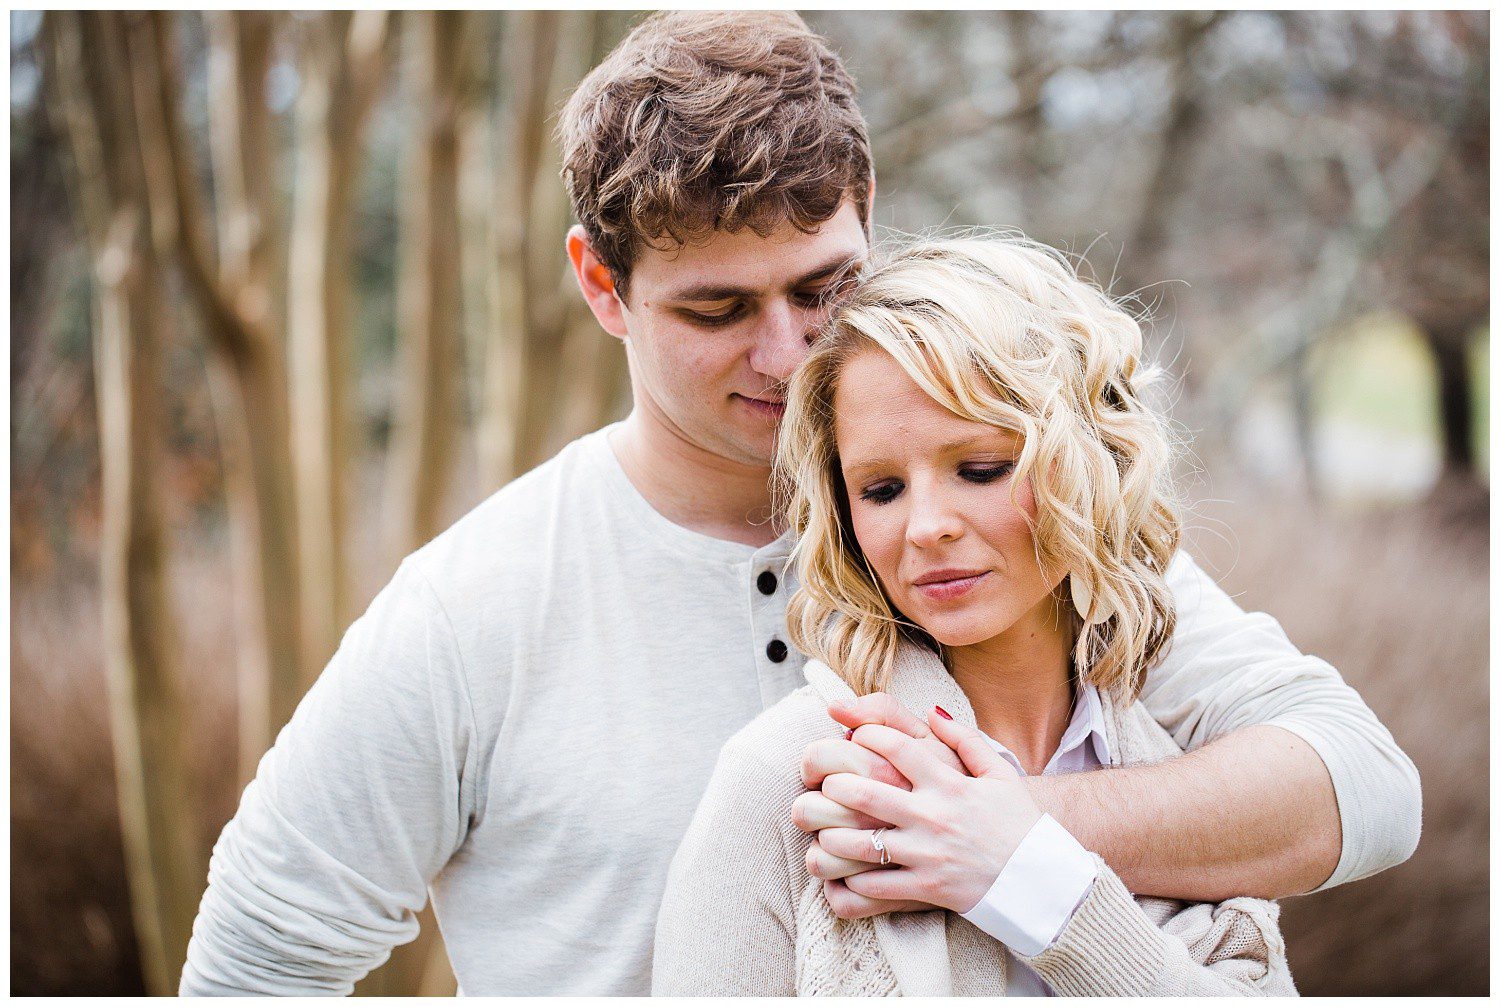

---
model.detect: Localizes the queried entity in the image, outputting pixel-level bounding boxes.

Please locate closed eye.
[858,479,903,504]
[680,303,746,326]
[960,462,1015,484]
[793,286,833,309]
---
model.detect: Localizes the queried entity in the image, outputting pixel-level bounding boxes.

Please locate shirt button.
[757,571,778,595]
[766,639,789,663]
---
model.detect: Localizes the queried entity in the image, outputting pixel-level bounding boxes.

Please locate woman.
[651,236,1295,996]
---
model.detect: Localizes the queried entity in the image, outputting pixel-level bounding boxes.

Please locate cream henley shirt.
[179,423,1421,996]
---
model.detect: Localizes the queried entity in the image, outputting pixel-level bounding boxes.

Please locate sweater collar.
[803,638,1114,769]
[800,641,1160,995]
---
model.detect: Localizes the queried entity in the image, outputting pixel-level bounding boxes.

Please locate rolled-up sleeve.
[180,559,480,995]
[1139,552,1421,891]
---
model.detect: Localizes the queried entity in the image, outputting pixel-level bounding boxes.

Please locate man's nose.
[748,299,814,383]
[904,481,963,549]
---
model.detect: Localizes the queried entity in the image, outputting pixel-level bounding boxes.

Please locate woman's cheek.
[1012,474,1038,520]
[852,506,904,591]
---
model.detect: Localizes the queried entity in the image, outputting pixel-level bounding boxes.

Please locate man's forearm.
[1030,725,1341,902]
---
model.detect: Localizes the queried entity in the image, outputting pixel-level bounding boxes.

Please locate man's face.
[614,201,869,468]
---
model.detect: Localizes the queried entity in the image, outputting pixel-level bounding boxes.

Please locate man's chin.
[722,428,778,470]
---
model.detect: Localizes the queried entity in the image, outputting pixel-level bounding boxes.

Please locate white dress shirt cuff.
[959,813,1098,957]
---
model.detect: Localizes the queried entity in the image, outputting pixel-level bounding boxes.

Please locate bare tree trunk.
[287,11,392,676]
[1118,10,1223,343]
[470,11,562,490]
[386,12,472,560]
[362,13,477,995]
[205,12,284,334]
[529,12,629,463]
[42,11,206,994]
[128,11,309,779]
[1426,326,1477,477]
[470,11,624,487]
[457,16,500,481]
[197,11,309,779]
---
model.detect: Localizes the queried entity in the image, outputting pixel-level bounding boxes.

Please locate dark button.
[757,571,778,595]
[766,639,789,663]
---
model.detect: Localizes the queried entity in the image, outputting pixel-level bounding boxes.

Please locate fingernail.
[934,705,953,721]
[844,728,855,740]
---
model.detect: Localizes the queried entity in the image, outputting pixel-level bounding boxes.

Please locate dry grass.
[9,490,1488,995]
[11,542,242,995]
[1183,482,1488,995]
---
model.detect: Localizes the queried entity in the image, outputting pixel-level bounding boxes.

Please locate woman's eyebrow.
[841,434,1018,477]
[939,433,1020,453]
[840,457,892,482]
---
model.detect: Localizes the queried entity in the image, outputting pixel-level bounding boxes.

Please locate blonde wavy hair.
[776,235,1181,699]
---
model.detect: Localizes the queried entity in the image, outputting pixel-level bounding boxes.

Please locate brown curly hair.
[558,11,873,301]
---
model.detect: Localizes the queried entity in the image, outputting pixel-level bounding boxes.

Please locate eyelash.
[683,288,831,326]
[685,305,746,326]
[857,463,1015,505]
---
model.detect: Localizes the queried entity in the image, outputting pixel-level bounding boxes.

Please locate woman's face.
[832,348,1067,649]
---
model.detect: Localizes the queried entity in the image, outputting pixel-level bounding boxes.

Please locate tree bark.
[130,11,308,778]
[205,12,284,335]
[42,11,206,994]
[468,11,626,487]
[1120,11,1222,310]
[470,11,562,490]
[287,11,392,675]
[1426,326,1476,476]
[386,12,472,561]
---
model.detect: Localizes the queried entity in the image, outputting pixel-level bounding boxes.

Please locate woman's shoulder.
[680,678,843,845]
[720,676,845,778]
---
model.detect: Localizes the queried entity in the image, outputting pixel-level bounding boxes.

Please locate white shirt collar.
[981,680,1111,776]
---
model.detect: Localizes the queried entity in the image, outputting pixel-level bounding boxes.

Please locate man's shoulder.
[403,429,612,600]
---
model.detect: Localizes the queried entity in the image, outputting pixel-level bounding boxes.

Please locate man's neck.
[608,410,783,548]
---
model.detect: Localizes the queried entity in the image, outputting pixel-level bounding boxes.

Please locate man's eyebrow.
[663,252,865,303]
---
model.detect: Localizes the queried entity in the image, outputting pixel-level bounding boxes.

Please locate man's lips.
[735,393,786,416]
[911,569,990,601]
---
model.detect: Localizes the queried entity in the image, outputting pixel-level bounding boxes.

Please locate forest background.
[10,9,1489,996]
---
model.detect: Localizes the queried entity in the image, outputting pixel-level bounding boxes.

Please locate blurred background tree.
[10,9,1487,996]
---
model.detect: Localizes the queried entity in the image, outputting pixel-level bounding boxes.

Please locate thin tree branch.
[124,11,261,367]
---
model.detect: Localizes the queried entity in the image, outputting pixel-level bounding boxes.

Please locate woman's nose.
[904,484,963,548]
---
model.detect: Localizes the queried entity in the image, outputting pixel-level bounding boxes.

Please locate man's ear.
[567,225,629,340]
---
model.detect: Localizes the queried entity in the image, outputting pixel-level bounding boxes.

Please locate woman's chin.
[918,619,998,650]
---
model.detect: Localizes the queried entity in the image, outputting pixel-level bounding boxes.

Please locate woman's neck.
[946,592,1076,777]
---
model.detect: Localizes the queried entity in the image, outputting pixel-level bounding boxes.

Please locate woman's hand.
[794,692,967,836]
[805,707,1045,918]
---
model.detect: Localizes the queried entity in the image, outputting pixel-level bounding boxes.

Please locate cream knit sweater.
[653,643,1298,996]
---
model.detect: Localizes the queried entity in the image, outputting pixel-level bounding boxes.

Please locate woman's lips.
[912,570,990,601]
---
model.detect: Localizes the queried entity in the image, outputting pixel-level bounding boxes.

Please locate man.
[180,11,1419,996]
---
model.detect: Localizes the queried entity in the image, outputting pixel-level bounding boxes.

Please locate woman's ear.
[567,225,629,340]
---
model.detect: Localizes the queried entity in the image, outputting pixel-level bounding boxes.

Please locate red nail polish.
[844,728,855,740]
[934,705,953,721]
